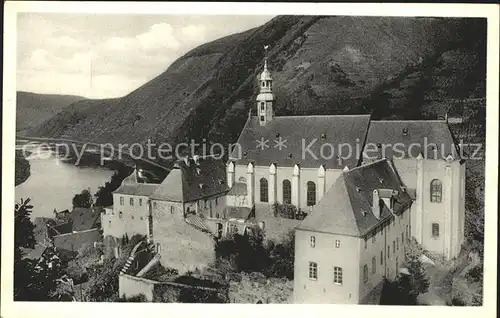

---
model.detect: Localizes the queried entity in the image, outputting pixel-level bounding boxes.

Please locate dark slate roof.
[227,182,247,196]
[151,157,229,202]
[114,170,160,197]
[364,120,460,160]
[224,206,253,220]
[71,207,102,231]
[297,159,412,237]
[230,115,371,169]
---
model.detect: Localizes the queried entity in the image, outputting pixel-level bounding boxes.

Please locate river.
[15,141,115,219]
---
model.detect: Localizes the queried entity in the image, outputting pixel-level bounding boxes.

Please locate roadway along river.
[15,140,115,219]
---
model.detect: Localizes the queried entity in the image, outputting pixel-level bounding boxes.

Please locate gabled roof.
[364,120,460,160]
[71,207,102,231]
[297,159,412,237]
[230,115,371,169]
[151,157,229,202]
[114,170,159,197]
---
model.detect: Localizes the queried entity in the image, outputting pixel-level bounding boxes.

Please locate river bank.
[15,150,31,186]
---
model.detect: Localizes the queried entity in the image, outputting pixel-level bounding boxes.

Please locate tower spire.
[256,44,275,126]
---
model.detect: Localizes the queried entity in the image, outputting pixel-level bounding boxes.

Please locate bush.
[116,294,147,302]
[272,203,307,220]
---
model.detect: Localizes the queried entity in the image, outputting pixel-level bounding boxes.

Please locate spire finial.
[264,45,270,70]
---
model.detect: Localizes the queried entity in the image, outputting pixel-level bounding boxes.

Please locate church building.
[105,49,465,302]
[227,53,466,303]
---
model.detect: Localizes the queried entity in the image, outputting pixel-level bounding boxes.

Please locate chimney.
[372,190,381,219]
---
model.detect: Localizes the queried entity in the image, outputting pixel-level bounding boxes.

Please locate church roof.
[230,115,371,169]
[297,159,412,237]
[364,120,460,160]
[151,157,230,202]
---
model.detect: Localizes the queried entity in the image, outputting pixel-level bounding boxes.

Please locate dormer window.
[321,133,326,140]
[243,151,248,157]
[199,183,205,189]
[378,177,384,184]
[403,127,408,136]
[287,153,293,159]
[356,187,362,192]
[196,168,202,175]
[377,143,382,149]
[275,133,280,138]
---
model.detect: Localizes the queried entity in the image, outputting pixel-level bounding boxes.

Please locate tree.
[15,198,36,255]
[72,189,93,208]
[266,230,295,279]
[14,198,68,301]
[95,165,133,207]
[402,238,430,303]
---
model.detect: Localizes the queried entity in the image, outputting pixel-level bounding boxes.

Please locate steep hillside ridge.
[29,16,485,156]
[16,91,86,132]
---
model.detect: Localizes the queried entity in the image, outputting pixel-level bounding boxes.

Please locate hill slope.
[16,91,86,133]
[30,16,486,151]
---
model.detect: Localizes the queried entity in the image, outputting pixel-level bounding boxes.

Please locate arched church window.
[260,178,268,202]
[261,81,265,87]
[260,102,265,111]
[307,181,316,206]
[430,179,442,203]
[283,180,292,204]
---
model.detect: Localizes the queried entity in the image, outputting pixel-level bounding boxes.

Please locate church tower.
[256,47,275,126]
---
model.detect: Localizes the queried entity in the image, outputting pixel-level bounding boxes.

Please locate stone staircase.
[185,214,215,238]
[120,241,145,275]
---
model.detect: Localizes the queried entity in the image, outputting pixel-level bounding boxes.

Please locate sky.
[17,13,274,98]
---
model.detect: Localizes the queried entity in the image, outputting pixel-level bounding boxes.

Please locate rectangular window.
[396,238,399,251]
[120,197,124,205]
[308,262,318,280]
[372,232,376,243]
[364,238,367,249]
[139,198,142,206]
[170,206,174,214]
[153,201,157,209]
[380,251,383,265]
[335,240,340,248]
[393,241,395,254]
[310,236,316,248]
[363,265,368,283]
[260,116,265,122]
[387,246,390,259]
[372,257,376,274]
[406,225,409,238]
[130,198,134,206]
[402,232,404,243]
[333,267,343,284]
[432,223,440,237]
